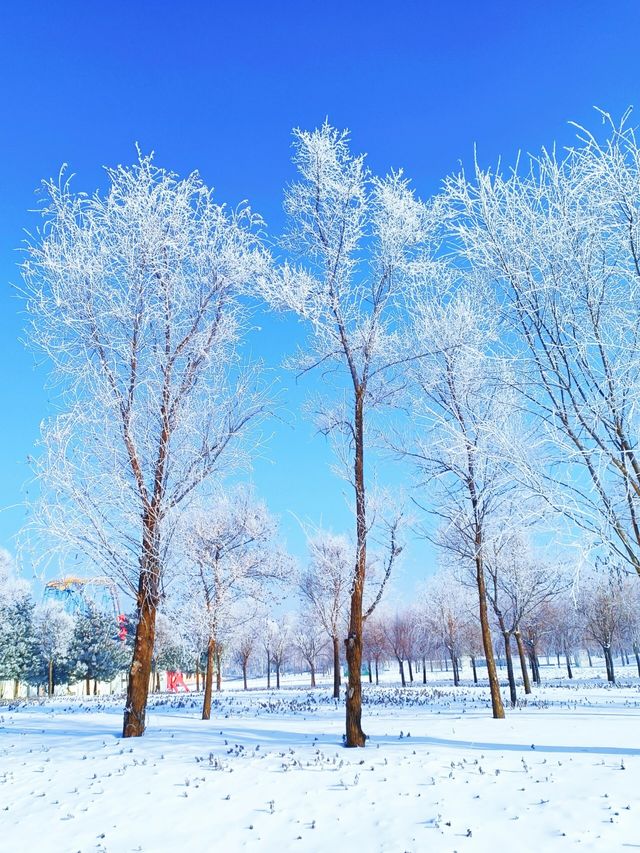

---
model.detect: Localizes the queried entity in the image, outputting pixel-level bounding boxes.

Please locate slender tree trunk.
[243,660,248,690]
[407,659,414,683]
[603,645,615,683]
[13,679,19,699]
[503,631,517,708]
[48,659,54,697]
[367,660,372,683]
[86,676,91,696]
[515,631,531,694]
[565,649,573,680]
[332,635,341,699]
[123,563,159,738]
[276,661,281,689]
[345,388,367,747]
[448,649,459,686]
[266,652,271,689]
[155,670,160,693]
[202,636,215,720]
[422,657,427,684]
[587,648,593,667]
[195,659,200,692]
[633,643,640,678]
[430,658,434,673]
[471,656,478,685]
[310,662,316,687]
[397,658,406,687]
[375,658,379,685]
[475,551,505,719]
[556,651,561,667]
[215,646,222,691]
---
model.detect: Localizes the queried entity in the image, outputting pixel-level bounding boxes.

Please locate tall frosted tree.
[23,154,270,735]
[263,123,421,746]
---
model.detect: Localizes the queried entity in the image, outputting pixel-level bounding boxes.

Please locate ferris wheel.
[43,576,127,640]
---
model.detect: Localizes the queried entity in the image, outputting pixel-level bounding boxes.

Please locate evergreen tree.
[67,605,129,694]
[0,594,39,697]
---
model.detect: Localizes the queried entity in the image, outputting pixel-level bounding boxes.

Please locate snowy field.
[1,669,640,853]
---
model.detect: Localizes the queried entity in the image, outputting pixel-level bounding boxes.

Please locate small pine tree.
[0,594,39,696]
[67,605,129,694]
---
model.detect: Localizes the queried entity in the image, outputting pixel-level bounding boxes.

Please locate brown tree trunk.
[332,635,341,699]
[449,649,460,686]
[13,679,19,699]
[202,637,215,720]
[310,662,316,687]
[86,676,91,696]
[475,551,505,719]
[515,630,532,694]
[123,557,160,738]
[242,660,248,690]
[345,389,367,747]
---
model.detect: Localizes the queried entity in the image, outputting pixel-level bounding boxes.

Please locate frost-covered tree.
[293,613,326,687]
[23,154,271,736]
[420,570,473,687]
[443,113,640,580]
[262,123,420,745]
[406,282,531,718]
[0,578,38,698]
[299,531,351,698]
[67,605,129,694]
[29,600,74,695]
[179,490,289,719]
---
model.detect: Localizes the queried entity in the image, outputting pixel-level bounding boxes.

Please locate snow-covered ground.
[1,670,639,852]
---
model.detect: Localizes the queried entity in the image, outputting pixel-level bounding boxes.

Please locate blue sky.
[1,0,639,595]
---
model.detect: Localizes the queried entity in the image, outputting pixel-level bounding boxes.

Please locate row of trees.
[0,554,127,697]
[20,110,640,744]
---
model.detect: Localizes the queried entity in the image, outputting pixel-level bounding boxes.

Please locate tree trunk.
[367,660,372,683]
[633,643,640,678]
[215,646,222,692]
[565,649,573,679]
[13,679,19,699]
[123,567,159,738]
[471,656,478,685]
[603,645,615,683]
[48,659,54,697]
[195,658,200,692]
[476,551,505,719]
[514,631,531,694]
[345,388,367,747]
[397,657,406,687]
[242,660,248,690]
[202,636,215,720]
[154,670,160,693]
[332,635,341,699]
[587,648,593,667]
[449,649,459,686]
[266,652,271,689]
[310,662,316,687]
[276,661,281,689]
[407,659,414,683]
[375,658,379,685]
[86,676,91,696]
[422,657,427,684]
[503,631,517,708]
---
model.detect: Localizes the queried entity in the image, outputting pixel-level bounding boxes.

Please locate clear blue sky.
[1,0,638,595]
